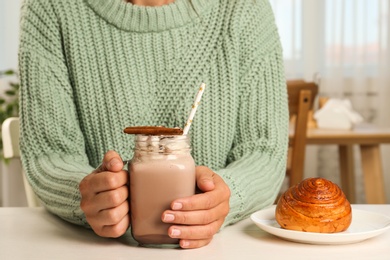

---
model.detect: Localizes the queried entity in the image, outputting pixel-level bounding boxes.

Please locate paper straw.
[183,83,206,135]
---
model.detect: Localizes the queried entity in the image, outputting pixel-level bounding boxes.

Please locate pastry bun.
[275,178,352,233]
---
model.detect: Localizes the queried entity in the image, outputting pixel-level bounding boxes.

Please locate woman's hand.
[79,150,130,237]
[162,166,231,249]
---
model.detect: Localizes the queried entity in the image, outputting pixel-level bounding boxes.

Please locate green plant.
[0,69,20,159]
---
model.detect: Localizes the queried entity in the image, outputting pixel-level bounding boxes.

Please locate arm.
[219,0,289,226]
[18,0,92,226]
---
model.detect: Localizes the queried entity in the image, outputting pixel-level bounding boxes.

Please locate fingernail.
[172,202,182,210]
[170,228,181,237]
[163,213,175,222]
[181,240,190,248]
[109,158,121,168]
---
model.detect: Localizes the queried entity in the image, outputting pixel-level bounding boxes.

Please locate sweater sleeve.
[18,0,92,226]
[217,0,289,227]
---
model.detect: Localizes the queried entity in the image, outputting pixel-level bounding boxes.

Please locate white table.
[1,205,389,260]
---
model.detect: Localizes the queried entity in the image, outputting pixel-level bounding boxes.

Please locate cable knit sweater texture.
[19,0,288,229]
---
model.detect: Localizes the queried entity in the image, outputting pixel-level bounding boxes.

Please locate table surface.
[1,205,390,260]
[289,124,390,145]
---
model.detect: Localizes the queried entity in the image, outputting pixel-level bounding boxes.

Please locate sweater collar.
[84,0,215,32]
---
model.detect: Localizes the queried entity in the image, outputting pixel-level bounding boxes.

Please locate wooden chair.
[2,117,41,207]
[287,80,318,187]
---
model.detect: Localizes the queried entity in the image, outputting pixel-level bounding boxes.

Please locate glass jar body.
[129,135,195,247]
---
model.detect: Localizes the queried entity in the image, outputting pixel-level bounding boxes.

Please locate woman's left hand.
[161,166,231,249]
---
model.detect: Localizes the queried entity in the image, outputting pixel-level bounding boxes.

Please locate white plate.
[250,205,390,245]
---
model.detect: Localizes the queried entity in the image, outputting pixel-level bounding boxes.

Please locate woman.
[18,0,288,249]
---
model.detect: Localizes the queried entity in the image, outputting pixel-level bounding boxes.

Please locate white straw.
[183,83,206,135]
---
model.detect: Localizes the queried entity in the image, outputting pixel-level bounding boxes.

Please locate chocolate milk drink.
[129,134,195,247]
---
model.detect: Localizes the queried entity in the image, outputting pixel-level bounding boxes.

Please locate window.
[269,0,389,79]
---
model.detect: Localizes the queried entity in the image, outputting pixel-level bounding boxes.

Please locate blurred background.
[0,0,389,206]
[270,0,390,203]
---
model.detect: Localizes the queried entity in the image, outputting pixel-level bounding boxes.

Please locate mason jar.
[129,134,196,247]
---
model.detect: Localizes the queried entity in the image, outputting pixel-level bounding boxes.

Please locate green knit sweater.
[19,0,288,229]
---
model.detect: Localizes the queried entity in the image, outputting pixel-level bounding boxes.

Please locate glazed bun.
[275,178,352,233]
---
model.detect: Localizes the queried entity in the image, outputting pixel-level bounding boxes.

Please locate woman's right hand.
[79,150,130,237]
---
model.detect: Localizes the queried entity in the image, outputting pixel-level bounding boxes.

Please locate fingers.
[96,150,124,173]
[80,177,130,237]
[100,213,130,238]
[179,238,212,249]
[93,201,130,237]
[195,166,215,192]
[81,170,129,194]
[96,185,129,209]
[168,220,221,240]
[171,173,230,211]
[161,169,230,249]
[162,202,228,225]
[99,213,130,238]
[79,150,130,238]
[80,175,129,213]
[167,220,223,249]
